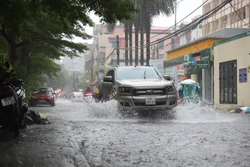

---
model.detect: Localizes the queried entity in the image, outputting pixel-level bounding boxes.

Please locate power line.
[117,0,233,60]
[122,0,232,51]
[105,48,115,61]
[229,2,250,28]
[121,0,209,45]
[148,0,232,47]
[148,0,209,40]
[105,0,234,63]
[148,0,250,61]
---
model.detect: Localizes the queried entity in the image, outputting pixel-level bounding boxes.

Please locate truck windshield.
[117,68,162,80]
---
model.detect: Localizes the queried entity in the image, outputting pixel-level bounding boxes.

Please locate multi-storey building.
[92,24,172,68]
[191,15,203,41]
[62,43,93,75]
[202,0,250,35]
[166,16,203,85]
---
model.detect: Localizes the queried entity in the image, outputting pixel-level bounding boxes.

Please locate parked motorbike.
[0,62,26,137]
[13,79,28,128]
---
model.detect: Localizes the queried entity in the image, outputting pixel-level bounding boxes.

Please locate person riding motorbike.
[177,79,200,104]
[84,86,94,97]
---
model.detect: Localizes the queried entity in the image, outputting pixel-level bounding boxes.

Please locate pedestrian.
[182,75,188,81]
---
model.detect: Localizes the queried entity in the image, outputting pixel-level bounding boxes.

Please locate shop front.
[163,56,185,86]
[166,37,223,103]
[213,31,250,109]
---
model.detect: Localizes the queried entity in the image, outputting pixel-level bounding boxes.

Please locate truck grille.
[134,102,166,106]
[132,88,166,96]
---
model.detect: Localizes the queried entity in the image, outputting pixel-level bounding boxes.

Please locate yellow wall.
[214,36,250,110]
[167,38,223,60]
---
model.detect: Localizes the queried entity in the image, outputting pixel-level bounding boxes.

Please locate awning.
[164,56,183,68]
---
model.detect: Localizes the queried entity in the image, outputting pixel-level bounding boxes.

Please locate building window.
[222,15,227,27]
[219,60,237,104]
[158,54,164,59]
[242,8,246,19]
[157,39,164,49]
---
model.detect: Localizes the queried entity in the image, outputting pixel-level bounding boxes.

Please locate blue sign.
[191,57,196,65]
[239,68,247,83]
[109,40,121,44]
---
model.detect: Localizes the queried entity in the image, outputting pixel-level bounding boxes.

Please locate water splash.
[173,102,235,124]
[85,99,122,118]
[55,99,236,123]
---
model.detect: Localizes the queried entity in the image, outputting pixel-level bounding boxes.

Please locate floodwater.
[0,99,250,167]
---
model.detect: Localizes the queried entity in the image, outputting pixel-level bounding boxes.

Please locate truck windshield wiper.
[154,69,162,79]
[144,70,146,79]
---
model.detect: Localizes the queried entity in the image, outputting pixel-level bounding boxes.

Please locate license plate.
[39,100,46,102]
[1,96,15,106]
[145,97,156,105]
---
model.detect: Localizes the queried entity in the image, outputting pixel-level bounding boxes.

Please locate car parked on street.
[29,87,56,106]
[98,66,178,112]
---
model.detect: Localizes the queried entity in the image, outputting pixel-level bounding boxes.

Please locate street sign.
[196,60,210,68]
[239,68,247,83]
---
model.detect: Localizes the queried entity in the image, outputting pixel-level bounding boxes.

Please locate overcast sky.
[78,0,203,43]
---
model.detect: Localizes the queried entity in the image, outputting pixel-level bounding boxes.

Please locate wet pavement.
[1,99,250,167]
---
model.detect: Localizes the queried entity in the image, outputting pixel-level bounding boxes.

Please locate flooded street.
[1,99,250,167]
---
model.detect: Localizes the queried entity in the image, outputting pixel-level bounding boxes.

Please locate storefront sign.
[183,54,192,63]
[176,65,184,71]
[201,55,210,60]
[196,60,210,68]
[200,49,210,60]
[191,56,201,65]
[239,68,247,83]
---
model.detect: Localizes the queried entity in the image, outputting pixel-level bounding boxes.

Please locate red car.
[29,87,55,106]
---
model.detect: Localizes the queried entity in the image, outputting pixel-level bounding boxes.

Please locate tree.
[0,0,136,96]
[46,67,70,91]
[141,0,175,65]
[0,0,136,64]
[129,0,175,65]
[123,0,175,66]
[125,23,129,66]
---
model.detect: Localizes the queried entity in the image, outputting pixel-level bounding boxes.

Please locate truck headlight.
[165,85,175,92]
[118,87,133,93]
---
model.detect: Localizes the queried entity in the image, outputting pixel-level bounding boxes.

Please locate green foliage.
[0,0,136,100]
[0,0,135,46]
[123,0,175,64]
[0,52,7,66]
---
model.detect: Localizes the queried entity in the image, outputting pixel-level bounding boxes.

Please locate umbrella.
[180,79,198,85]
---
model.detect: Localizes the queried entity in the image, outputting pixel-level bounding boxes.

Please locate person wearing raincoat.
[177,79,200,104]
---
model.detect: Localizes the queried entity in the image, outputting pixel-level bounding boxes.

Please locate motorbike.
[13,79,28,128]
[0,62,27,137]
[84,93,93,99]
[177,79,200,104]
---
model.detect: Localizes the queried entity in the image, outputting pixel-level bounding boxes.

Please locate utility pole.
[91,52,94,82]
[174,0,177,49]
[116,35,120,66]
[174,1,177,32]
[174,0,184,48]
